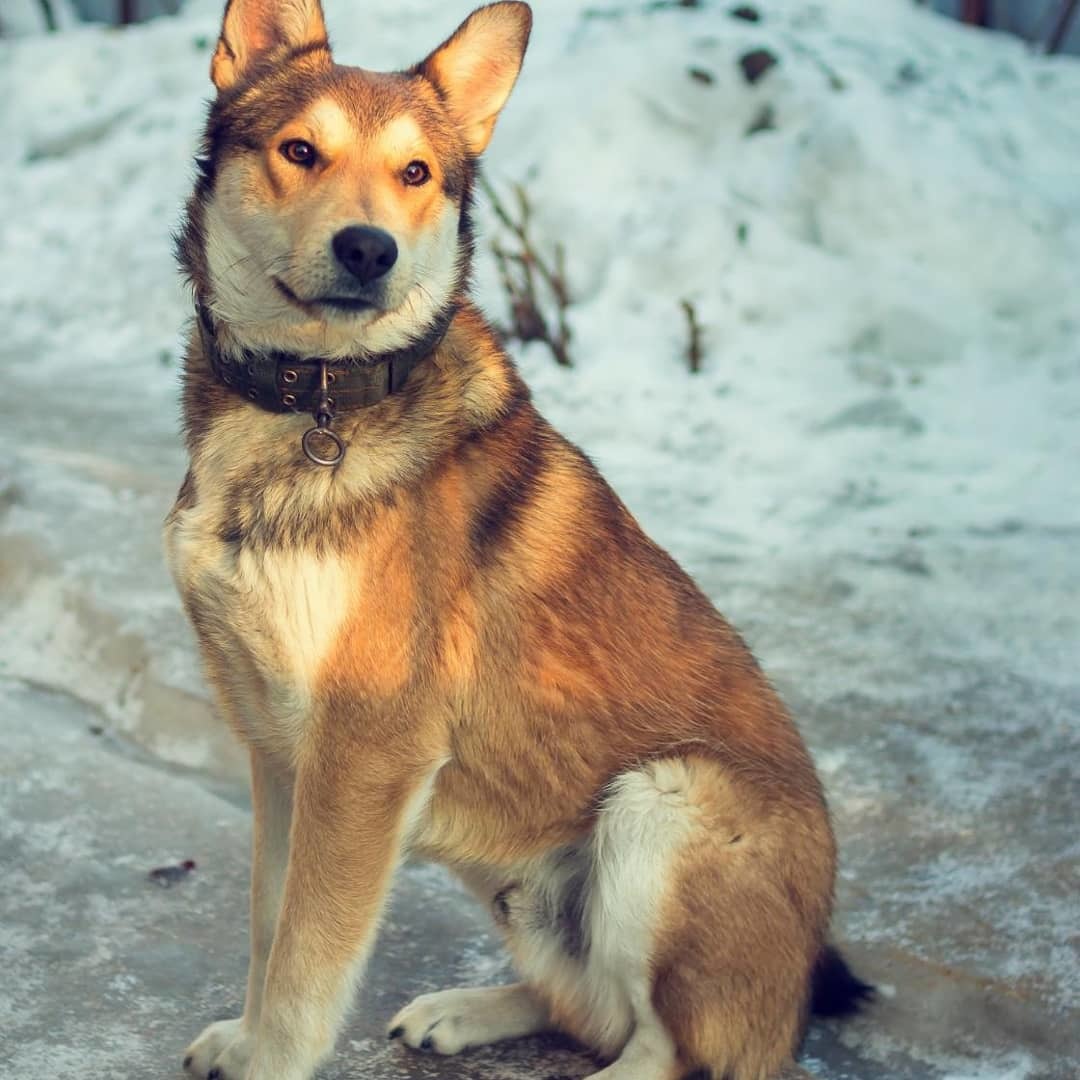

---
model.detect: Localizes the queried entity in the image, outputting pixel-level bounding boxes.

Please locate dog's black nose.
[332,225,398,284]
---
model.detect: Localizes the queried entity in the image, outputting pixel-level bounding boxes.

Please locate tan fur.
[170,4,844,1079]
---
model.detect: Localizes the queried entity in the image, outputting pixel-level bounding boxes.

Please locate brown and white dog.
[165,2,870,1078]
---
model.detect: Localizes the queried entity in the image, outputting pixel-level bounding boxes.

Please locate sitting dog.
[166,2,869,1078]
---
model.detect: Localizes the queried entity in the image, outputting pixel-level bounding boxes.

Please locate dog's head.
[181,0,531,359]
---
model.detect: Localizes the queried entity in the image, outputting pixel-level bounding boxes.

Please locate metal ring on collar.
[301,424,345,467]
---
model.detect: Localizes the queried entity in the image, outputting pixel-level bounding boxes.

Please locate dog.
[165,2,871,1078]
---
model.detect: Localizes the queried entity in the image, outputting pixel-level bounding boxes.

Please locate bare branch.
[680,299,704,374]
[481,175,574,367]
[1046,0,1080,54]
[38,0,58,31]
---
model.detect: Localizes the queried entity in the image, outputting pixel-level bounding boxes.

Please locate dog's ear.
[416,2,532,155]
[211,0,329,91]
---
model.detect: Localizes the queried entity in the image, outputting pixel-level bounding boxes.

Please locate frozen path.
[1,673,1077,1079]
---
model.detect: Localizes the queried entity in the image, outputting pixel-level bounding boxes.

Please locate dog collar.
[195,302,455,466]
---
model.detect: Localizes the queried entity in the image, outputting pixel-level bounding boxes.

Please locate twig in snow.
[681,300,704,374]
[37,0,58,31]
[481,175,573,368]
[782,36,847,91]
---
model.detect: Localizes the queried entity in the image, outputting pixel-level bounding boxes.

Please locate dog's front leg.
[184,749,293,1077]
[243,749,294,1027]
[240,739,436,1080]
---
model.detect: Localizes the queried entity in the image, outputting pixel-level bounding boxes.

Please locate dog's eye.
[403,161,431,186]
[280,140,317,167]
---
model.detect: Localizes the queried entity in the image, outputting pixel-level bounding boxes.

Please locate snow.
[0,1,1078,1078]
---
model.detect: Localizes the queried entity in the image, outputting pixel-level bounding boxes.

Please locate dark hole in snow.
[730,4,762,21]
[897,60,923,86]
[739,47,779,84]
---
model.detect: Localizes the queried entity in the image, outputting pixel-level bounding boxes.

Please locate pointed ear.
[417,2,532,155]
[211,0,329,92]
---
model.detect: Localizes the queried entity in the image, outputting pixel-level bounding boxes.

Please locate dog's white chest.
[166,502,352,754]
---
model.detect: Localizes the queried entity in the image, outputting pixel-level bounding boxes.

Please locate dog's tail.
[810,945,875,1018]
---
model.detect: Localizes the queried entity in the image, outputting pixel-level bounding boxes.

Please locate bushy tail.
[810,946,874,1018]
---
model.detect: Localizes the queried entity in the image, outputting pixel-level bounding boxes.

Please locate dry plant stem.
[493,242,549,344]
[481,175,573,367]
[681,299,704,374]
[782,35,847,91]
[37,0,58,31]
[552,243,572,364]
[1047,0,1080,53]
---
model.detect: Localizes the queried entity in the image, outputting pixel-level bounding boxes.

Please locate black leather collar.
[195,301,455,465]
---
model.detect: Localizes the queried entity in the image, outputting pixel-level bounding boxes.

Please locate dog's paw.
[387,987,528,1055]
[182,1017,253,1078]
[387,990,478,1055]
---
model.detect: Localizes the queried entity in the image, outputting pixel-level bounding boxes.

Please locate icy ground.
[1,1,1078,1077]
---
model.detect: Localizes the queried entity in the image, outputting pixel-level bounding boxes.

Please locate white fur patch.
[236,545,349,679]
[380,114,426,160]
[492,760,697,1068]
[589,762,698,972]
[306,98,354,154]
[203,194,299,343]
[167,497,351,755]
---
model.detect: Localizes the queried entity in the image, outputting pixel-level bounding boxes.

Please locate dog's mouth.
[274,278,379,315]
[315,296,377,313]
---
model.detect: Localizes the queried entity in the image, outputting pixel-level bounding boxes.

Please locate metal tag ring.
[302,424,345,467]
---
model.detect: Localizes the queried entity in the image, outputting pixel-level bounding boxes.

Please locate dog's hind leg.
[646,758,835,1080]
[385,846,588,1059]
[391,758,831,1080]
[496,758,830,1080]
[440,765,694,1079]
[387,982,550,1054]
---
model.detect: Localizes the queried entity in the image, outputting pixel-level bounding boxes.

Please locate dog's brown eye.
[403,161,431,186]
[280,140,316,167]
